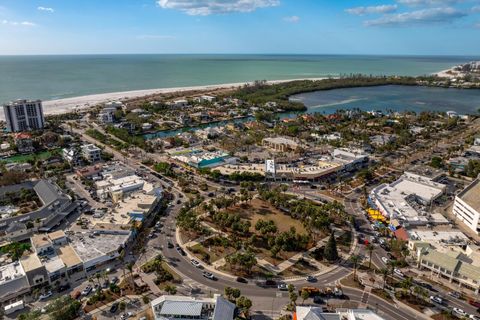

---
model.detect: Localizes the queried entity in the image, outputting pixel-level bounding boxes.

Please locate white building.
[3,99,45,132]
[295,307,385,320]
[0,262,30,305]
[81,144,102,163]
[370,172,445,227]
[97,107,116,124]
[453,179,480,234]
[62,147,82,166]
[172,99,188,108]
[151,294,236,320]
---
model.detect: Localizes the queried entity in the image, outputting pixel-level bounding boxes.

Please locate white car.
[394,268,404,278]
[453,308,467,317]
[39,291,52,300]
[381,257,389,264]
[469,315,480,320]
[430,296,443,305]
[191,259,201,268]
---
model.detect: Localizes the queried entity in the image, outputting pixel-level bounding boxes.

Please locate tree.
[236,296,252,318]
[300,289,310,305]
[48,296,82,320]
[380,268,389,290]
[165,284,177,295]
[324,232,339,261]
[366,244,375,269]
[349,254,361,281]
[289,291,298,306]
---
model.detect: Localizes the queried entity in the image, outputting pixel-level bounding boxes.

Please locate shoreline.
[34,78,327,120]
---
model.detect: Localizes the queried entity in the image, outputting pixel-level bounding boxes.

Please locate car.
[177,247,186,256]
[469,315,480,320]
[82,285,93,296]
[191,259,201,268]
[313,296,324,304]
[121,312,133,320]
[453,308,467,317]
[167,242,174,248]
[430,296,443,305]
[394,268,404,278]
[236,277,248,283]
[39,291,53,300]
[448,291,461,299]
[277,283,288,291]
[306,275,317,282]
[93,284,101,293]
[110,302,119,313]
[381,257,389,264]
[111,276,119,284]
[102,280,110,289]
[57,284,70,293]
[176,199,181,204]
[202,272,215,280]
[264,279,277,287]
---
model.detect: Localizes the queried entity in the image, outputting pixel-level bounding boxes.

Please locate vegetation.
[324,232,339,261]
[18,296,81,320]
[106,125,146,149]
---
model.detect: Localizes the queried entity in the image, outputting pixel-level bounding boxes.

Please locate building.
[14,133,35,153]
[97,107,116,124]
[150,294,236,320]
[295,307,385,320]
[263,137,300,152]
[81,144,102,163]
[172,99,188,108]
[62,147,82,166]
[369,172,445,227]
[453,179,480,234]
[172,149,234,169]
[3,99,45,132]
[0,180,77,242]
[0,262,30,306]
[416,245,480,293]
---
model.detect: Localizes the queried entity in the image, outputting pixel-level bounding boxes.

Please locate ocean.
[0,54,477,103]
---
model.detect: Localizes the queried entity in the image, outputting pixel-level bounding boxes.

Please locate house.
[14,133,35,153]
[263,137,300,152]
[81,144,102,163]
[62,147,82,166]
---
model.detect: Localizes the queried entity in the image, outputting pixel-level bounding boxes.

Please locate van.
[4,300,24,315]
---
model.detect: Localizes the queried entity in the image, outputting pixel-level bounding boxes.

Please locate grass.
[339,273,365,290]
[371,289,393,302]
[1,149,60,163]
[230,199,307,234]
[278,258,319,277]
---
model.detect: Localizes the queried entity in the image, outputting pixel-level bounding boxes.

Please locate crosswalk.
[179,278,220,295]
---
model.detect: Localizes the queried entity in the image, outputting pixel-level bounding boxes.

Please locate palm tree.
[380,268,389,290]
[127,263,135,290]
[366,244,375,269]
[349,254,361,281]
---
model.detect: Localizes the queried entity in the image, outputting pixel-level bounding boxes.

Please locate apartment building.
[3,99,45,132]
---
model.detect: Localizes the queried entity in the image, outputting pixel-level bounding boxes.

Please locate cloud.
[156,0,279,15]
[472,5,480,13]
[365,7,467,26]
[397,0,464,6]
[37,6,54,13]
[136,34,175,40]
[283,15,300,23]
[1,20,36,26]
[346,5,398,15]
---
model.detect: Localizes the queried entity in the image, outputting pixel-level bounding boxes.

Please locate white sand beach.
[12,78,323,120]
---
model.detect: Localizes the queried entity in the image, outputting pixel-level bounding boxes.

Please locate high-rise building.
[3,99,45,132]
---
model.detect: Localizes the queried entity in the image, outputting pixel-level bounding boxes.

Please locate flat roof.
[43,255,65,274]
[48,230,66,241]
[458,179,480,213]
[20,253,43,272]
[57,245,82,268]
[31,234,51,248]
[69,232,129,263]
[0,262,26,285]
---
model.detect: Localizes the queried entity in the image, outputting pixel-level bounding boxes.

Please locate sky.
[0,0,479,55]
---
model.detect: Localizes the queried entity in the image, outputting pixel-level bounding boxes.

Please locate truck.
[299,287,321,296]
[4,300,24,315]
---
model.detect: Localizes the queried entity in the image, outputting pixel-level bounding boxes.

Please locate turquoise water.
[0,54,477,103]
[291,85,480,115]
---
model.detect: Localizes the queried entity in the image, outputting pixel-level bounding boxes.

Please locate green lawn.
[1,149,61,164]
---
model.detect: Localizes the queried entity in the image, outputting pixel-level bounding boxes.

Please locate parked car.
[39,291,53,300]
[167,242,174,249]
[394,268,404,278]
[469,315,480,320]
[57,284,70,293]
[453,308,467,317]
[110,302,119,313]
[70,291,81,300]
[264,279,277,287]
[381,257,389,264]
[430,296,443,305]
[313,296,324,304]
[202,272,215,280]
[277,283,288,291]
[236,277,248,283]
[191,259,201,268]
[121,312,133,320]
[111,276,119,284]
[82,286,93,296]
[448,291,461,299]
